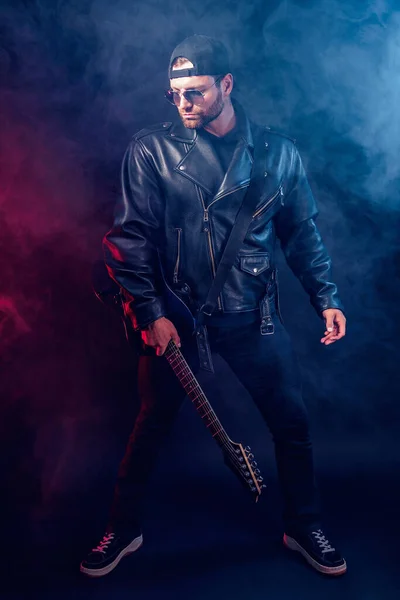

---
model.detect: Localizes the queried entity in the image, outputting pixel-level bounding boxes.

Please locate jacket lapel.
[213,139,253,202]
[172,127,225,197]
[167,102,255,201]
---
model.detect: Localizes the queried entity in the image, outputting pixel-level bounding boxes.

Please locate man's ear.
[223,74,234,95]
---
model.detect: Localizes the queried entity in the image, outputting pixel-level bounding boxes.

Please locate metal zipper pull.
[203,209,209,232]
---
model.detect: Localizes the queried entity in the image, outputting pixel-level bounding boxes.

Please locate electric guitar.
[92,260,266,502]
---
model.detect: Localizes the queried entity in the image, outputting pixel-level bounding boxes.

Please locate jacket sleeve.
[273,143,344,317]
[103,138,166,329]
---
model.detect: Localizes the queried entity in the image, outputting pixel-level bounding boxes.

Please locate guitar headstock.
[223,439,266,502]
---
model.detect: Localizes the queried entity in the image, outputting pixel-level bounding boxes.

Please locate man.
[80,35,347,578]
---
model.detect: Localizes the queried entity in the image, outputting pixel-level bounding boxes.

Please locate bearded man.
[80,35,347,578]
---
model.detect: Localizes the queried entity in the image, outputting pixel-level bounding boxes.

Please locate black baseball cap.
[168,34,231,79]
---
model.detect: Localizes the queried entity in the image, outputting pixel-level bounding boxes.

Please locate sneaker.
[283,528,347,576]
[80,529,143,577]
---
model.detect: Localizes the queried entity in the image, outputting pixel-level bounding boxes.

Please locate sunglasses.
[164,76,223,107]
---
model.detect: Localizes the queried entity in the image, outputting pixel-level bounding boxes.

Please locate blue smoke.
[0,0,399,548]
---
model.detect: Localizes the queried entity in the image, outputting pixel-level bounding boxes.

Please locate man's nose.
[179,94,192,109]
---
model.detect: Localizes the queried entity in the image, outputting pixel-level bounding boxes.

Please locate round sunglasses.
[164,75,223,107]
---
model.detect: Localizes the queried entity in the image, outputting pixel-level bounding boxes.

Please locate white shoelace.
[92,532,115,553]
[312,529,335,553]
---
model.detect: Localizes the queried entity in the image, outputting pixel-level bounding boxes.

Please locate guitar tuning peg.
[254,469,260,475]
[250,461,257,468]
[247,453,254,460]
[245,446,251,452]
[262,484,267,489]
[257,476,264,483]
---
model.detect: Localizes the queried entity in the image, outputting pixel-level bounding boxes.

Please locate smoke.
[244,0,400,424]
[0,0,399,555]
[0,294,31,338]
[253,0,400,204]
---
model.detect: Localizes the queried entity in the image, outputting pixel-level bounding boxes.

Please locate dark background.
[1,0,399,598]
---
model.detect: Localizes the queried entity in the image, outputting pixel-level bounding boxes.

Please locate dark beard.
[180,88,224,129]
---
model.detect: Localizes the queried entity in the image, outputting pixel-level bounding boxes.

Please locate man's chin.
[183,121,200,129]
[180,114,202,129]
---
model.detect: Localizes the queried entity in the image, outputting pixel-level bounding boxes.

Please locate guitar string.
[164,341,261,489]
[165,343,229,435]
[167,348,232,444]
[167,362,223,433]
[165,343,232,442]
[165,343,243,468]
[165,342,244,457]
[164,341,261,490]
[173,375,223,434]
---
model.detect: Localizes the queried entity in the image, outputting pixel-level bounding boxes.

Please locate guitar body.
[161,277,197,338]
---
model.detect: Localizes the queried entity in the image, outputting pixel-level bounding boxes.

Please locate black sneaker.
[283,528,347,576]
[80,529,143,577]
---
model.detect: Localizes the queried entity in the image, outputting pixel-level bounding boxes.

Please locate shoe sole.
[80,534,143,577]
[283,534,347,576]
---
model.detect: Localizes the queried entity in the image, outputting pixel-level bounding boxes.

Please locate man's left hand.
[321,309,346,345]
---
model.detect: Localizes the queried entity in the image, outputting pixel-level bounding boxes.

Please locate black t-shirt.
[199,124,241,197]
[201,124,240,171]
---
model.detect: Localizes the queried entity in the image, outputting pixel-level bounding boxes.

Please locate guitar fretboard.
[164,340,228,448]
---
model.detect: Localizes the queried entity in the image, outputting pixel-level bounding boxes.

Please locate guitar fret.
[194,401,216,421]
[195,399,207,409]
[172,367,194,385]
[175,366,188,377]
[181,373,193,385]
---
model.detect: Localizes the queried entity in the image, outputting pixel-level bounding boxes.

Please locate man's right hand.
[141,317,181,356]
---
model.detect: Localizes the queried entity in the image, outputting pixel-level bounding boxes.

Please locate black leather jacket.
[103,103,343,329]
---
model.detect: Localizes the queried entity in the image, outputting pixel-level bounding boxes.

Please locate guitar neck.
[164,340,228,448]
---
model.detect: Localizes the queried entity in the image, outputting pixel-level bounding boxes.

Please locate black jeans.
[108,311,321,536]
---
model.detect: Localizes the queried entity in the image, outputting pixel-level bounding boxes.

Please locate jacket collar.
[232,99,254,148]
[168,100,254,200]
[167,119,196,142]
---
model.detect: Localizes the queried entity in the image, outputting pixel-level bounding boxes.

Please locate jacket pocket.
[239,253,270,276]
[252,185,283,220]
[173,227,182,283]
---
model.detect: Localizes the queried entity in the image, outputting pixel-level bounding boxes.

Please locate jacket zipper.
[173,228,182,284]
[212,181,249,203]
[253,185,283,219]
[198,189,222,310]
